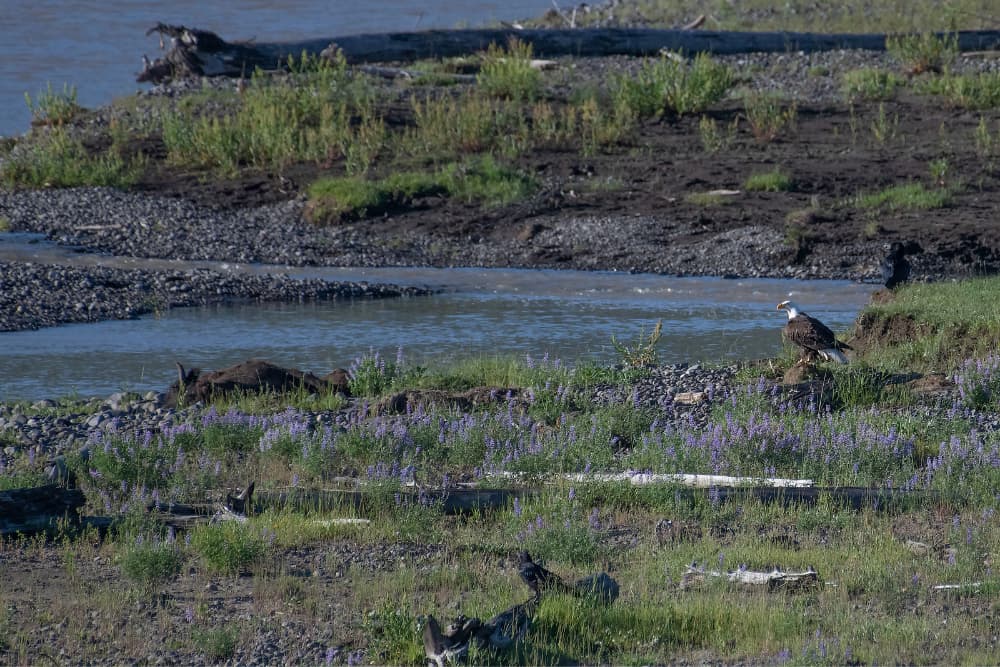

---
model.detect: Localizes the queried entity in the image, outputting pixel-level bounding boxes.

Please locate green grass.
[119,539,185,588]
[684,190,737,206]
[886,31,958,74]
[841,68,903,101]
[0,128,145,188]
[854,182,951,211]
[478,38,542,101]
[189,522,269,574]
[857,276,1000,370]
[744,169,793,192]
[612,53,733,118]
[919,71,1000,110]
[24,83,83,126]
[305,156,536,223]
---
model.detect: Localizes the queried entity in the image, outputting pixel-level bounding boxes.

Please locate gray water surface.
[0,0,554,137]
[0,262,873,400]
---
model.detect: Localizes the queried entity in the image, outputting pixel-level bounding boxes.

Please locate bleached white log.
[681,563,820,590]
[490,471,814,488]
[933,582,982,591]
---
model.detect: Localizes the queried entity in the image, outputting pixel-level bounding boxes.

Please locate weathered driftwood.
[0,484,85,535]
[424,600,536,666]
[491,471,815,488]
[680,563,821,592]
[138,23,1000,84]
[424,560,618,665]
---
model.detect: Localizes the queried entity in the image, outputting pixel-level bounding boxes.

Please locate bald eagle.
[777,300,851,364]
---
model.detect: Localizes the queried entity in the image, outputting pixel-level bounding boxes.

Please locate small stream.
[0,234,874,400]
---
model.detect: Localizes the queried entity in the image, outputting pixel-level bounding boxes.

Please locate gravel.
[0,259,430,332]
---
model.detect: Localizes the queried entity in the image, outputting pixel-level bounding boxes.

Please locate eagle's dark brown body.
[778,301,851,364]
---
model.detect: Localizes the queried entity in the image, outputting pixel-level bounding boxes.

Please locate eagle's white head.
[776,300,801,320]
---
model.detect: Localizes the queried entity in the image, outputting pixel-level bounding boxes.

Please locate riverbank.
[3,43,1000,337]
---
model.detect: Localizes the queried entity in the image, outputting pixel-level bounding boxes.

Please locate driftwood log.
[680,563,821,592]
[0,484,85,535]
[138,24,1000,84]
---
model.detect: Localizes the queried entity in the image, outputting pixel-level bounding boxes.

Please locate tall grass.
[612,53,733,118]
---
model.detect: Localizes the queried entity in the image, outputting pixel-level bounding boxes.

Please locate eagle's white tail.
[819,348,849,364]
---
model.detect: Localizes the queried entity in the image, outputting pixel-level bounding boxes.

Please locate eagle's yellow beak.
[776,303,785,311]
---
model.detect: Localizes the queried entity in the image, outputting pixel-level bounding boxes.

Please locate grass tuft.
[744,169,793,192]
[854,182,950,211]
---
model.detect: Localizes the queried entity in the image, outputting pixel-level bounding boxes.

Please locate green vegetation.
[6,276,1000,662]
[697,114,738,153]
[854,182,951,211]
[24,83,82,127]
[841,67,903,101]
[305,156,536,223]
[684,190,735,206]
[478,38,541,100]
[189,522,269,574]
[744,168,793,192]
[869,101,899,144]
[119,538,185,588]
[742,93,797,144]
[886,31,958,74]
[0,128,145,188]
[192,625,239,661]
[612,53,734,118]
[611,319,663,368]
[919,71,1000,109]
[858,276,1000,369]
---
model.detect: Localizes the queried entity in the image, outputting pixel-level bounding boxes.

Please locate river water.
[0,235,874,400]
[0,0,555,137]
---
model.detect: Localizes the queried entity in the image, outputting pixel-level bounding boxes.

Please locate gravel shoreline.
[0,259,430,332]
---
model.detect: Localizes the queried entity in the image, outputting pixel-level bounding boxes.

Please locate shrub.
[698,115,738,153]
[190,522,268,574]
[120,538,184,588]
[743,93,797,143]
[0,128,144,188]
[478,38,541,101]
[920,72,1000,110]
[886,31,958,74]
[192,625,239,661]
[841,68,902,101]
[24,83,82,126]
[613,53,733,118]
[611,320,663,368]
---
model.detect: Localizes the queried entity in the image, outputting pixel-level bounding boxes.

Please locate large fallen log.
[138,24,1000,84]
[0,484,85,535]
